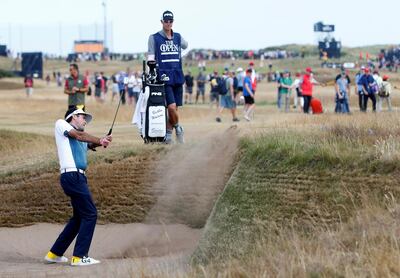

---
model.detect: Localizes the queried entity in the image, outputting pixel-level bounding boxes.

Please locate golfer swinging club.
[44,107,112,266]
[147,10,188,144]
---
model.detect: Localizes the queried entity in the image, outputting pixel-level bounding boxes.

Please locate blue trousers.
[50,172,97,258]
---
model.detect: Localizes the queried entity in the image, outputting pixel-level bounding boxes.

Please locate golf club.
[107,90,123,136]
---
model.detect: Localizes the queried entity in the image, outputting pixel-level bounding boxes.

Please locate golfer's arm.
[68,129,101,145]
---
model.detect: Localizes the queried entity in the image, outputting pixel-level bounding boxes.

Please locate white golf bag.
[132,60,168,143]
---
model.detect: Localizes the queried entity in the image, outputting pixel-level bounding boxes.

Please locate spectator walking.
[249,61,257,93]
[236,67,245,99]
[24,74,34,97]
[216,70,239,122]
[45,74,51,86]
[243,69,255,121]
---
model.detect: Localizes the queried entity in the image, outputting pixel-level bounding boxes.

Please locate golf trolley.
[140,60,169,143]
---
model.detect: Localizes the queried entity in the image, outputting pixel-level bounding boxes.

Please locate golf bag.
[133,60,168,143]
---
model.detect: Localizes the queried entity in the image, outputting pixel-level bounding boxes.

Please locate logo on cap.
[162,11,174,20]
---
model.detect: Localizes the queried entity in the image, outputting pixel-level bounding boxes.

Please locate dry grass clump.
[0,148,163,227]
[0,129,54,154]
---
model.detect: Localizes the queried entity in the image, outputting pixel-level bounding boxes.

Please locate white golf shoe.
[44,251,68,264]
[71,256,100,266]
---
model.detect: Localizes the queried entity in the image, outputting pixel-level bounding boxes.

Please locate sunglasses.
[163,20,173,24]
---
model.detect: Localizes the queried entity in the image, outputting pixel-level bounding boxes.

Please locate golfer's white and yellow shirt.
[55,119,88,171]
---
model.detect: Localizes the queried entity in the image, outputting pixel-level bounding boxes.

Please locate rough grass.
[192,116,400,276]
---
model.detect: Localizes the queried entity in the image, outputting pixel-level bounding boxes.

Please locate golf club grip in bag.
[144,83,167,143]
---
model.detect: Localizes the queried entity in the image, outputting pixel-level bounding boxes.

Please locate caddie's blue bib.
[153,32,184,85]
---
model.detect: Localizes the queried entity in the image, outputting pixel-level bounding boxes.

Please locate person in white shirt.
[292,72,303,110]
[127,71,142,106]
[44,107,112,267]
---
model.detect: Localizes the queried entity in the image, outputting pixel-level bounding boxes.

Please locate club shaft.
[108,91,123,135]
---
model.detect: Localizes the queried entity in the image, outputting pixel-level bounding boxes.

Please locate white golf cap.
[65,109,93,123]
[236,67,243,72]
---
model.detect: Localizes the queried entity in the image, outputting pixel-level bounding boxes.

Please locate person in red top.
[24,74,34,97]
[249,61,257,93]
[300,67,322,113]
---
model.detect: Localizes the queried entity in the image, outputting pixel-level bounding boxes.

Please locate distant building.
[74,40,104,54]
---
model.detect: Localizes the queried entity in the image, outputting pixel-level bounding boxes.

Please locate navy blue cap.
[162,11,174,21]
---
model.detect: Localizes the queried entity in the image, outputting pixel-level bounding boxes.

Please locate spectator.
[111,74,119,103]
[216,70,239,122]
[377,75,392,112]
[64,64,89,110]
[334,69,351,113]
[24,74,34,97]
[249,61,257,93]
[195,70,207,104]
[355,66,365,111]
[184,71,194,104]
[209,70,220,110]
[94,72,104,103]
[243,69,255,121]
[292,72,303,110]
[278,70,292,112]
[358,68,377,112]
[300,67,322,114]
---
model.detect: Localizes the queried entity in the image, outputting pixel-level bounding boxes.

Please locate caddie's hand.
[72,86,79,93]
[100,135,112,147]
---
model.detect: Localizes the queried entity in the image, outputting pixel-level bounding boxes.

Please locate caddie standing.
[147,10,188,144]
[65,63,89,110]
[44,107,112,266]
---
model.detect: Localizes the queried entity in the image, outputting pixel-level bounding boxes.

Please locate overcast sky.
[0,0,398,55]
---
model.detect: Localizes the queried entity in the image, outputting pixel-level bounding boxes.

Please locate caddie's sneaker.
[164,129,173,144]
[44,251,68,264]
[175,124,185,144]
[71,256,100,266]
